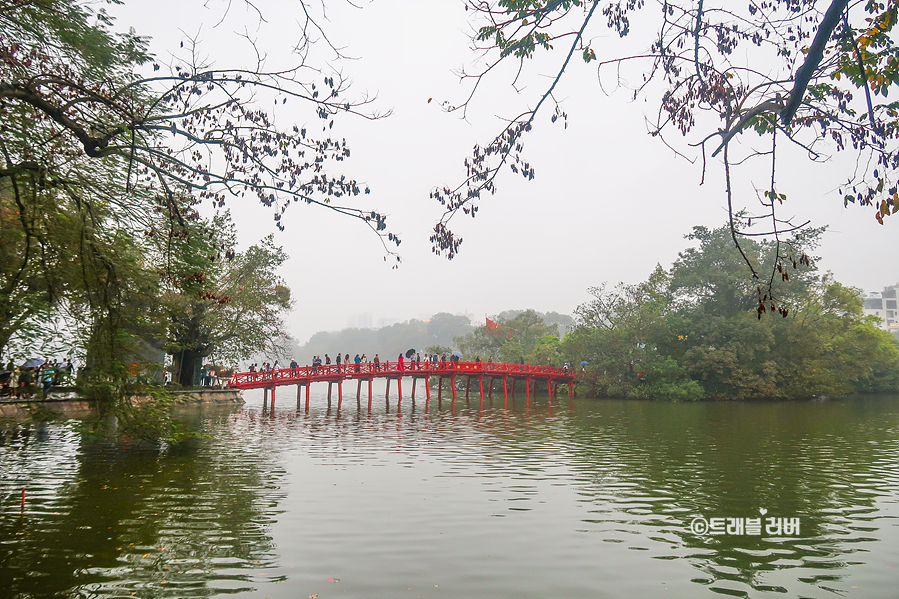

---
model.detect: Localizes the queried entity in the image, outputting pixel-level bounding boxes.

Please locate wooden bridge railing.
[229,361,574,390]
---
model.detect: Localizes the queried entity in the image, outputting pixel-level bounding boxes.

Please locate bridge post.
[270,386,275,410]
[397,377,403,401]
[425,378,431,402]
[411,377,416,400]
[297,384,302,408]
[479,376,484,402]
[368,378,373,404]
[547,378,553,402]
[357,379,362,401]
[306,383,310,411]
[526,378,531,398]
[451,374,457,408]
[327,382,332,407]
[385,378,390,401]
[568,382,574,398]
[465,377,470,402]
[338,381,342,409]
[503,377,508,407]
[263,388,268,407]
[488,377,493,401]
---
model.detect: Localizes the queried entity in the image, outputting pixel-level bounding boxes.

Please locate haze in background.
[111,1,898,344]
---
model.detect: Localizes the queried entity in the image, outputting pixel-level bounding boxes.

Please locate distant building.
[347,312,373,329]
[861,284,899,334]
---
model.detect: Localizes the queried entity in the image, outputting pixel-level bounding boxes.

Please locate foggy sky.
[112,0,898,344]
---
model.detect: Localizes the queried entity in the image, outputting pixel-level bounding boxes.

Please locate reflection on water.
[2,393,898,598]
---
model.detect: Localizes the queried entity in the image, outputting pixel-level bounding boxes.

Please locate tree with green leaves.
[455,309,561,362]
[565,222,899,399]
[0,0,398,365]
[156,212,292,386]
[432,0,899,308]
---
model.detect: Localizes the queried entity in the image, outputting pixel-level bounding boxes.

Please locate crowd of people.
[245,352,474,374]
[0,358,75,399]
[241,354,546,378]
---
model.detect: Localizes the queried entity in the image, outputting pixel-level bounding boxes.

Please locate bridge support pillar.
[411,377,416,400]
[263,388,268,407]
[451,375,457,410]
[526,378,531,398]
[465,377,470,402]
[385,378,390,401]
[357,379,362,401]
[397,377,402,402]
[270,386,275,410]
[306,383,310,411]
[327,382,332,407]
[297,384,302,408]
[503,377,508,407]
[479,376,484,403]
[568,382,574,398]
[547,379,553,402]
[338,381,342,409]
[368,379,373,405]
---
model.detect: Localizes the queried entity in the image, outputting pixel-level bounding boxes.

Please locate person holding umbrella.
[19,359,41,398]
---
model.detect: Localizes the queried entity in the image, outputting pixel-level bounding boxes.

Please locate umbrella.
[405,348,416,358]
[581,361,589,365]
[452,350,463,358]
[21,358,43,368]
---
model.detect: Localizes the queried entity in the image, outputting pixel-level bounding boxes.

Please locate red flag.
[486,317,499,330]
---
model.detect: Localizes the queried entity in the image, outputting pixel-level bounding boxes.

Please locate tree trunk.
[174,349,202,387]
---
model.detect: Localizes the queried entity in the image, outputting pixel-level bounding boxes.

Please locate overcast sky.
[112,0,898,344]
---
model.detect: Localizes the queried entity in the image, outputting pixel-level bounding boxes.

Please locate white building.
[861,284,899,334]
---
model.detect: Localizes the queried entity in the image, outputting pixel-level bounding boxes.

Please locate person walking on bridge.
[354,354,361,373]
[373,354,380,371]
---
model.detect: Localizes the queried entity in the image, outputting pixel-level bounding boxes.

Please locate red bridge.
[229,361,576,410]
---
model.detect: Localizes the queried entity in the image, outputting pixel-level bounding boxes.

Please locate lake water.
[2,388,898,598]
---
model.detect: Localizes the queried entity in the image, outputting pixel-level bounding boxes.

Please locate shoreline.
[0,388,244,421]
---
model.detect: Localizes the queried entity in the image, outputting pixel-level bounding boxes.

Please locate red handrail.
[229,361,574,389]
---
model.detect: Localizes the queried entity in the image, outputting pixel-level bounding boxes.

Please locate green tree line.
[563,224,899,400]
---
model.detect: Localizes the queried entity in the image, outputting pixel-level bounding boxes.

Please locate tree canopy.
[0,0,398,366]
[563,223,899,400]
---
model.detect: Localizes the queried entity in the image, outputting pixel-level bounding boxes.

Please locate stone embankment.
[0,388,244,421]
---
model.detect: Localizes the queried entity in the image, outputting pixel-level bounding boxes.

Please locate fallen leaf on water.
[310,595,318,598]
[327,578,339,583]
